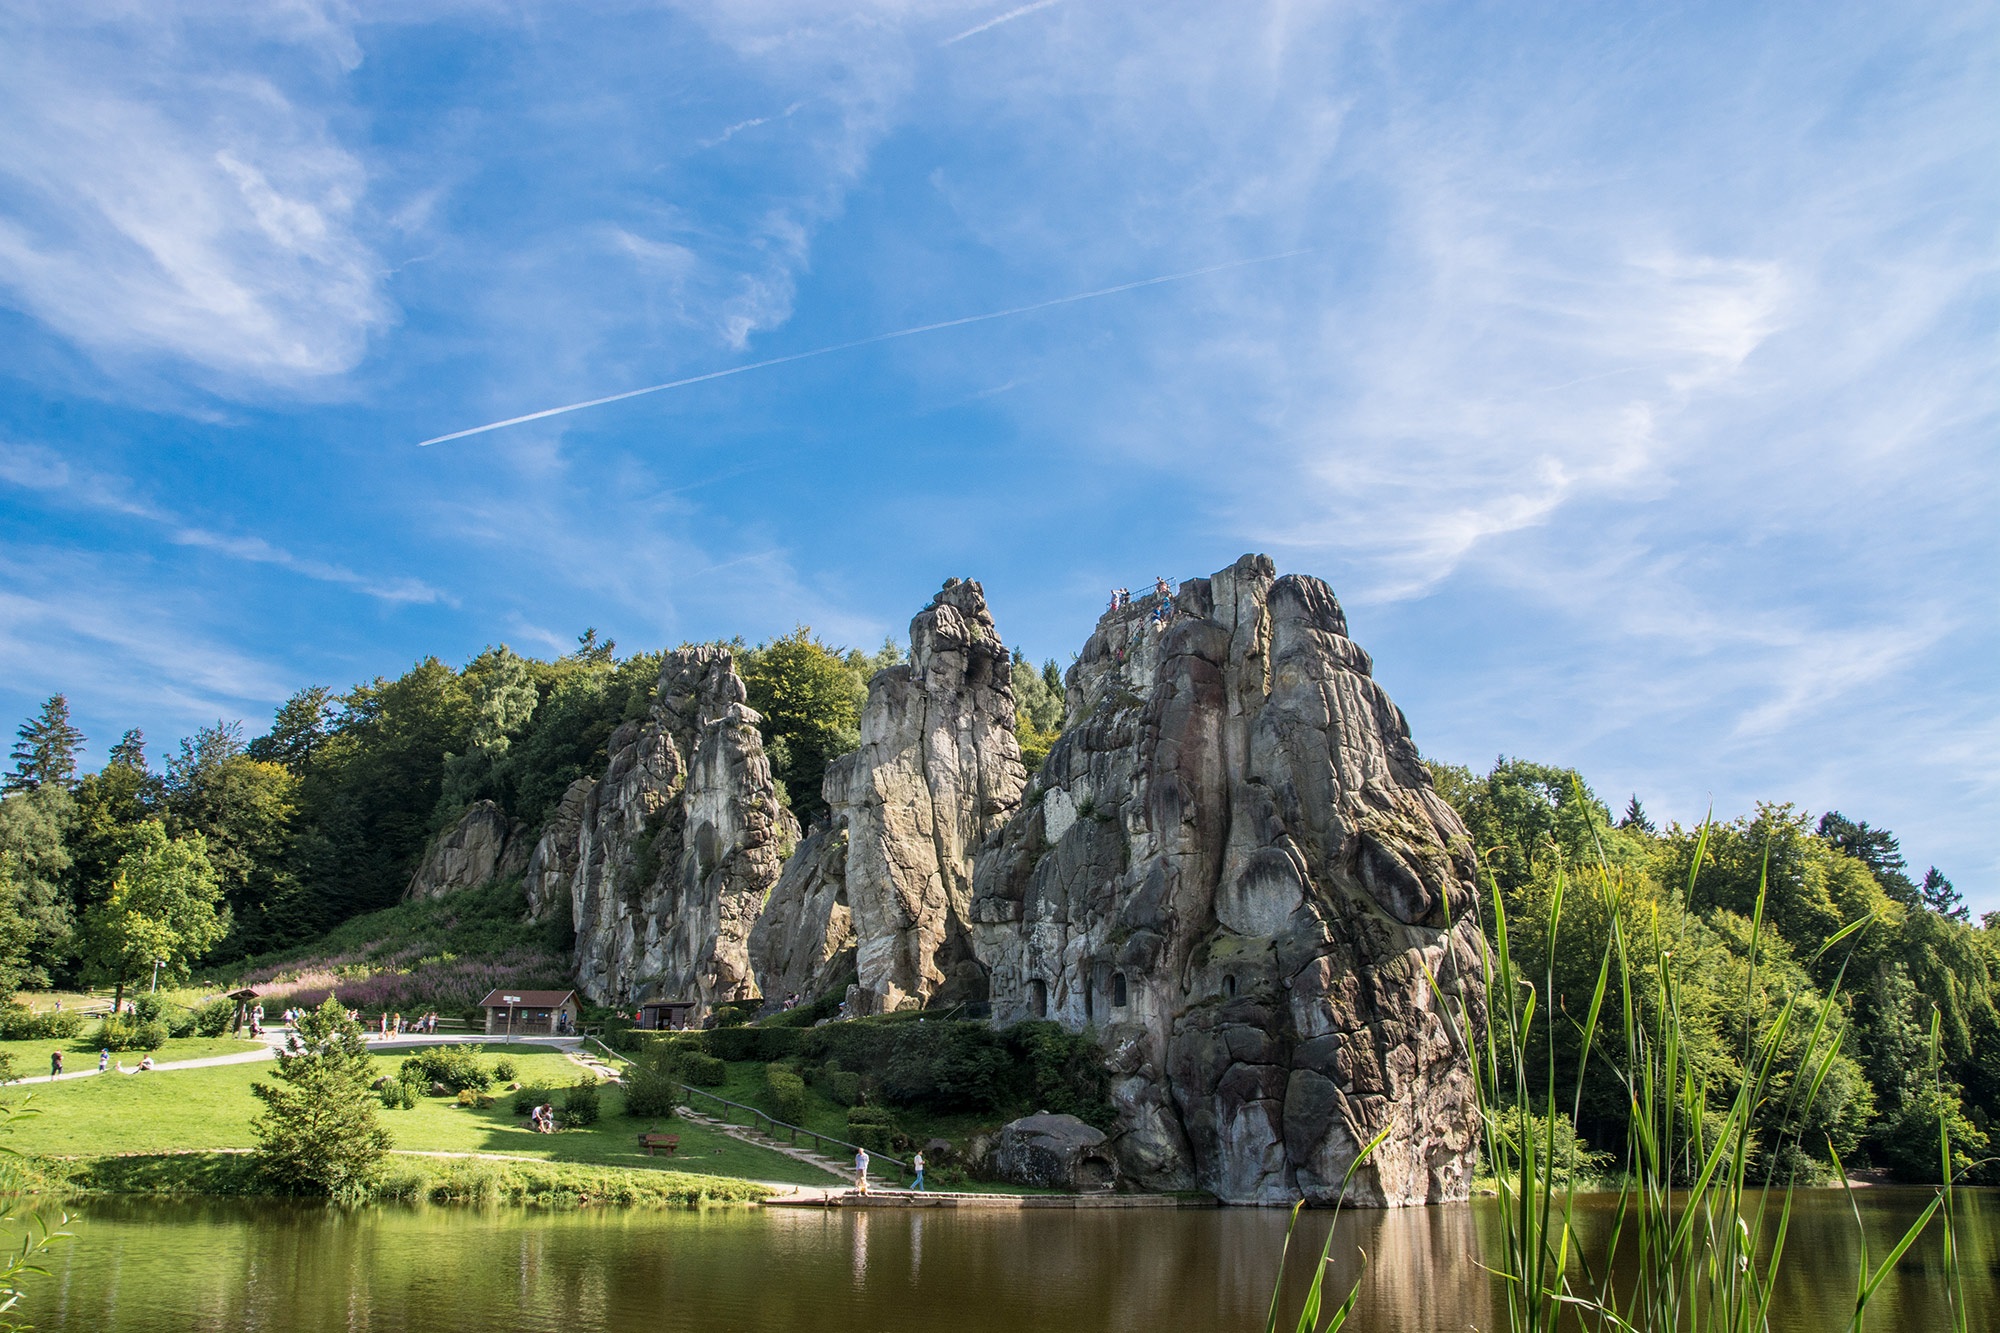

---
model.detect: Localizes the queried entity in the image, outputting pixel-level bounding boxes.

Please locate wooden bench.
[639,1132,680,1158]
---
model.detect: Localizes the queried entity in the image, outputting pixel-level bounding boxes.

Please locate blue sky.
[1,2,1994,905]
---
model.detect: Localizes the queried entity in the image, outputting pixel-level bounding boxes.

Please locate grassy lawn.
[0,1034,265,1070]
[0,1043,839,1189]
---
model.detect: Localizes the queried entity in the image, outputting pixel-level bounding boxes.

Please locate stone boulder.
[825,578,1027,1013]
[993,1113,1119,1192]
[970,555,1485,1206]
[404,800,527,900]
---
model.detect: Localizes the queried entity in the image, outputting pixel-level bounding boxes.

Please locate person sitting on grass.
[136,1055,155,1072]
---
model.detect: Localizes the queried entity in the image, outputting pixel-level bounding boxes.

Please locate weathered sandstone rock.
[747,825,855,1003]
[404,799,528,900]
[825,578,1027,1013]
[970,555,1485,1206]
[549,646,796,1009]
[523,778,594,920]
[993,1113,1120,1191]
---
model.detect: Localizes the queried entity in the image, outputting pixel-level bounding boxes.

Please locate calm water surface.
[23,1190,1996,1332]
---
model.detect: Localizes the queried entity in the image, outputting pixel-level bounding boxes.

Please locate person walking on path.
[911,1150,925,1193]
[49,1051,62,1078]
[854,1147,871,1196]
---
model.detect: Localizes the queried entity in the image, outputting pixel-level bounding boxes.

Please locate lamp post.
[150,958,164,993]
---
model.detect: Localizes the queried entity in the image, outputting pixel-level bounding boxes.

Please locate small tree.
[81,821,228,1008]
[250,998,391,1199]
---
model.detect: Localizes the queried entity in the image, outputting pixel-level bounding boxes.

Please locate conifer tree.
[6,695,85,793]
[1618,795,1655,834]
[250,998,391,1199]
[1920,866,1967,922]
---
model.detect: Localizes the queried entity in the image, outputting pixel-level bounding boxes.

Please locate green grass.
[0,1042,842,1192]
[26,1152,771,1208]
[0,1034,266,1069]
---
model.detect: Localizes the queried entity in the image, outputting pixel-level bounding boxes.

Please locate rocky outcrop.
[548,646,796,1009]
[747,826,855,1003]
[992,1113,1120,1191]
[826,578,1028,1013]
[969,555,1484,1206]
[523,778,593,920]
[404,799,529,900]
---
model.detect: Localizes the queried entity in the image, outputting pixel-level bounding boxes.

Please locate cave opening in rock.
[1028,978,1048,1019]
[1111,972,1128,1007]
[1223,974,1237,998]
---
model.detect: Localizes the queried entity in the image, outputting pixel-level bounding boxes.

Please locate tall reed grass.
[1420,818,1975,1333]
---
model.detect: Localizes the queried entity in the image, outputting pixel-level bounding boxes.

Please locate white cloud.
[0,4,389,385]
[0,441,446,605]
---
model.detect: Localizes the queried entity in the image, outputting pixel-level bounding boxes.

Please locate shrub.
[512,1083,554,1116]
[131,994,165,1024]
[710,999,761,1029]
[167,1011,197,1039]
[703,1026,802,1063]
[381,1081,419,1110]
[400,1044,491,1093]
[0,1053,16,1084]
[492,1057,517,1081]
[455,1089,497,1109]
[845,1105,907,1154]
[821,1065,863,1108]
[557,1076,601,1128]
[0,1005,83,1041]
[192,999,235,1037]
[766,1064,809,1124]
[677,1052,726,1086]
[622,1051,682,1120]
[96,1015,168,1051]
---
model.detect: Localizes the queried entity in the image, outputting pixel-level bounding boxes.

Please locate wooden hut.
[477,988,581,1037]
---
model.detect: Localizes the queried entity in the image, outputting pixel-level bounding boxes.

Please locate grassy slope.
[2,1045,840,1189]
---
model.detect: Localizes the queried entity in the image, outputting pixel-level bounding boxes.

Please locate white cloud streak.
[0,442,446,605]
[941,0,1064,46]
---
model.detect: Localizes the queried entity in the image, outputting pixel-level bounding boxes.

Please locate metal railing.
[585,1036,906,1177]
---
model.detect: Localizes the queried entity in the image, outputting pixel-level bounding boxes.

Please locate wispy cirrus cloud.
[0,442,445,605]
[0,3,389,387]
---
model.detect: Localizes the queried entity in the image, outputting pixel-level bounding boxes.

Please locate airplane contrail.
[417,249,1310,446]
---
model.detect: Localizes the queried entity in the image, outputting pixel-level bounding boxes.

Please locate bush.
[820,1065,863,1108]
[381,1080,419,1110]
[557,1076,601,1128]
[512,1083,554,1116]
[702,1026,802,1063]
[0,1005,84,1041]
[400,1044,491,1093]
[0,1053,17,1084]
[96,1016,168,1051]
[622,1051,682,1120]
[766,1064,809,1124]
[131,994,165,1024]
[710,999,761,1029]
[492,1057,517,1081]
[167,1011,197,1039]
[678,1052,727,1086]
[845,1105,908,1154]
[192,999,235,1037]
[456,1089,497,1109]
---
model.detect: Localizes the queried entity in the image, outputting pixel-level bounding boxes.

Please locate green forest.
[0,635,1989,1184]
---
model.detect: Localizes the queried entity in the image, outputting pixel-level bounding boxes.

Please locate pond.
[19,1189,1995,1331]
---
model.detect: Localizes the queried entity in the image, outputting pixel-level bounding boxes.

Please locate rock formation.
[991,1113,1120,1191]
[523,778,593,920]
[404,799,529,900]
[528,646,796,1008]
[824,578,1028,1013]
[969,555,1485,1206]
[746,825,855,1003]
